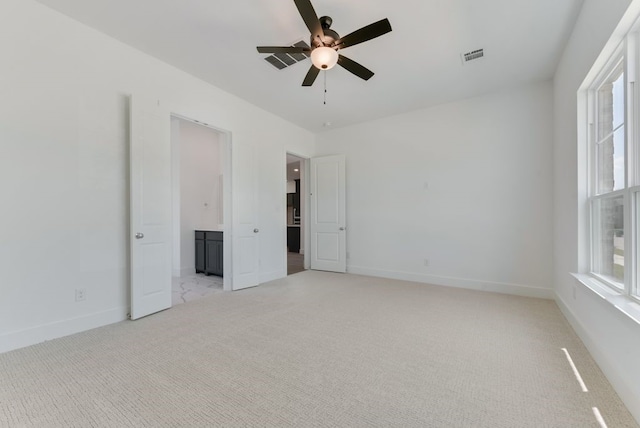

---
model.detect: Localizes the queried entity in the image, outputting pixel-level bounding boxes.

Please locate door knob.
[254,228,259,233]
[135,232,144,239]
[339,227,346,231]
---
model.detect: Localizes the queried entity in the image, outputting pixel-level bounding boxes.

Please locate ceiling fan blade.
[302,65,320,86]
[337,55,374,81]
[333,18,392,50]
[257,46,311,54]
[293,0,325,46]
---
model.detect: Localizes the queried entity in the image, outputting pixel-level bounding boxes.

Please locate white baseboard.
[0,306,128,354]
[555,293,640,424]
[346,265,554,299]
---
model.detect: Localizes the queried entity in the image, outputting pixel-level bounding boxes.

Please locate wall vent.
[264,40,311,70]
[462,48,484,64]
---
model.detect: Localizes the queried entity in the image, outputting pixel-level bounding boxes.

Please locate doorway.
[286,154,307,275]
[171,116,226,304]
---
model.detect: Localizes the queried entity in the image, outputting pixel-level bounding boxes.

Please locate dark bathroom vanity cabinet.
[195,230,223,276]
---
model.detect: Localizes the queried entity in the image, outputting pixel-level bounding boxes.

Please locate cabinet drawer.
[205,231,223,241]
[195,231,205,240]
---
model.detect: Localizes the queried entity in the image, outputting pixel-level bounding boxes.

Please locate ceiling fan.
[256,0,392,86]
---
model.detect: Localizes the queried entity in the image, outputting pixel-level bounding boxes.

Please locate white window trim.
[577,14,640,313]
[571,273,640,326]
[587,49,630,293]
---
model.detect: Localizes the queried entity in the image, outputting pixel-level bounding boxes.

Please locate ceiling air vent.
[264,40,311,70]
[462,48,484,64]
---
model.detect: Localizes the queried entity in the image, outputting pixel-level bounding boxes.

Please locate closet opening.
[171,116,226,304]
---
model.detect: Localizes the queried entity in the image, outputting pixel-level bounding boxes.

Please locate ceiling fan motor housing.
[312,16,339,48]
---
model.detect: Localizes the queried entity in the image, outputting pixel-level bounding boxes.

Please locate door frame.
[284,151,310,273]
[168,113,233,292]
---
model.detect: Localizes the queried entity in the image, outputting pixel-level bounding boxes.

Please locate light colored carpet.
[0,271,637,427]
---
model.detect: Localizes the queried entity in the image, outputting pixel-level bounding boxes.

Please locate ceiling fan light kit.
[256,0,392,86]
[311,46,338,70]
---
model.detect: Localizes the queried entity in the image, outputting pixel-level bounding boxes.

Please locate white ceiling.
[35,0,584,133]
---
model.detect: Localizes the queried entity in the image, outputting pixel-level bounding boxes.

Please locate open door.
[310,154,346,273]
[231,143,260,290]
[130,95,172,319]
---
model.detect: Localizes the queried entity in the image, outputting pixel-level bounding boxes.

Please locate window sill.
[571,273,640,326]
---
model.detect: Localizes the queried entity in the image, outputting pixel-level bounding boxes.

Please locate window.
[587,37,640,300]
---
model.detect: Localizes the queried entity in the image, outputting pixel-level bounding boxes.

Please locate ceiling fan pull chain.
[324,71,327,105]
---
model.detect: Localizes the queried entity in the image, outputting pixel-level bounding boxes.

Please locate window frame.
[586,35,640,302]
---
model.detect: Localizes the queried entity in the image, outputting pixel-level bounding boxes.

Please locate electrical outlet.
[75,288,86,302]
[423,259,429,267]
[346,252,351,260]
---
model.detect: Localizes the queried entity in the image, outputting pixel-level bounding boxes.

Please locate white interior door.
[310,154,346,273]
[232,143,260,290]
[130,95,172,319]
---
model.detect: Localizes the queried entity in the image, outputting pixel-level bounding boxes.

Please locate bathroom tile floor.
[172,273,223,306]
[173,257,304,306]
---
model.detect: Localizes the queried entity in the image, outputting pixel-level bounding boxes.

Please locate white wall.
[4,3,638,421]
[0,0,315,353]
[316,81,554,298]
[177,119,221,276]
[553,0,640,421]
